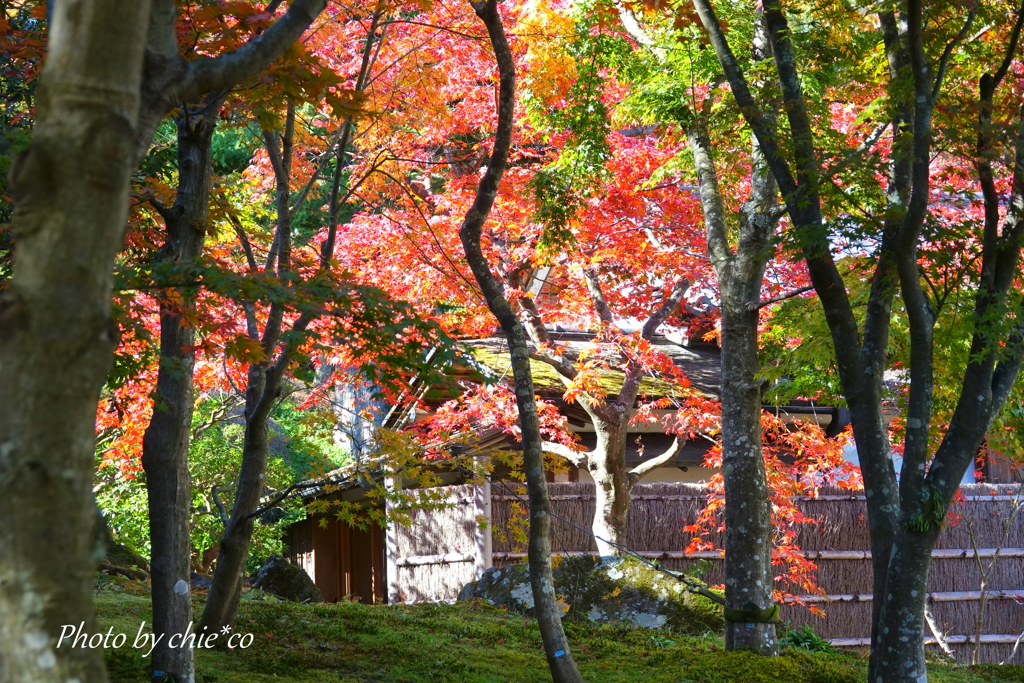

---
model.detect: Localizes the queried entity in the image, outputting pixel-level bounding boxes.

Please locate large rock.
[251,554,323,603]
[100,542,150,580]
[459,555,723,635]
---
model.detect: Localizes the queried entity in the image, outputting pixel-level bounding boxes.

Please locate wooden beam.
[492,548,1024,561]
[396,552,476,567]
[831,635,1024,647]
[784,590,1024,603]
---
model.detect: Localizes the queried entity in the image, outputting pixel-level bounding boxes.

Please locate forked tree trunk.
[0,2,151,681]
[140,107,218,683]
[691,0,1024,677]
[682,11,780,653]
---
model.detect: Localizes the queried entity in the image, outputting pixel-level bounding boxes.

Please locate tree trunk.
[683,12,780,648]
[0,2,151,681]
[198,363,275,633]
[871,533,935,682]
[458,4,585,681]
[588,426,630,556]
[719,303,778,654]
[140,108,218,683]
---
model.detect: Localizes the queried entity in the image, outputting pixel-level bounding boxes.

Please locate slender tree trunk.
[0,3,151,682]
[140,108,218,683]
[198,318,278,635]
[458,3,584,681]
[200,104,304,634]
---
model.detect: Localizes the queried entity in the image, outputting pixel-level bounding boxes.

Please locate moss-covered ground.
[94,579,1022,683]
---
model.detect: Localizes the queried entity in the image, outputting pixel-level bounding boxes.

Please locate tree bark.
[458,3,585,681]
[140,105,219,683]
[198,362,276,633]
[588,426,629,556]
[690,0,1024,677]
[687,109,779,658]
[199,105,296,634]
[198,10,380,632]
[0,3,333,680]
[0,2,151,682]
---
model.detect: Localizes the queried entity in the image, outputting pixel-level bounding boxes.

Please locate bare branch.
[756,285,815,309]
[212,482,236,526]
[990,0,1024,90]
[924,602,955,659]
[541,441,586,467]
[227,212,259,272]
[628,437,681,484]
[641,277,690,339]
[932,0,981,101]
[131,190,173,223]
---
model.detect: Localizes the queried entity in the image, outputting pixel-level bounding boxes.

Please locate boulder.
[100,542,150,580]
[190,572,214,590]
[251,554,322,603]
[459,555,723,635]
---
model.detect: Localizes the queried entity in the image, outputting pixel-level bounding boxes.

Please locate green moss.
[470,347,682,396]
[93,588,1022,682]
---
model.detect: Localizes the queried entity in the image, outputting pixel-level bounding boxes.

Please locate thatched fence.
[485,482,1023,665]
[389,483,488,604]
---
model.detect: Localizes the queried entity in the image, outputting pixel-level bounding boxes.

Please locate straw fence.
[485,482,1023,665]
[390,484,485,604]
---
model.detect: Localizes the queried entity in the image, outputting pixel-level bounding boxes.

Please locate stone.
[100,543,150,580]
[190,572,213,590]
[459,555,723,635]
[251,554,322,603]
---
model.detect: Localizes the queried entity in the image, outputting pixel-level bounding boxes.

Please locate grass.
[94,579,1023,683]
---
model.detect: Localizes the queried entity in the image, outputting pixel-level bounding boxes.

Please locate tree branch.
[176,0,330,105]
[227,212,259,273]
[583,268,617,327]
[756,285,815,309]
[131,190,173,223]
[686,122,733,270]
[641,277,690,339]
[628,437,681,484]
[541,441,586,468]
[212,482,236,526]
[932,0,980,102]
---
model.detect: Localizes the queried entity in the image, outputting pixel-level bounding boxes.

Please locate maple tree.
[0,1,353,679]
[333,0,725,561]
[100,1,460,645]
[614,1,798,652]
[690,0,1024,679]
[332,9,858,663]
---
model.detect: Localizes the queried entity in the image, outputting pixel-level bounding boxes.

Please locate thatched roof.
[456,332,721,399]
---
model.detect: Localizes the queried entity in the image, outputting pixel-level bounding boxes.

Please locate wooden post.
[384,476,403,603]
[474,478,493,579]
